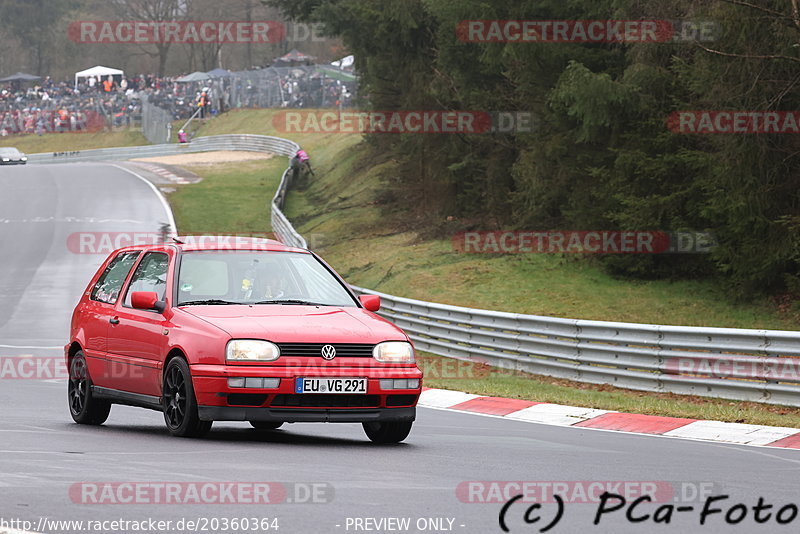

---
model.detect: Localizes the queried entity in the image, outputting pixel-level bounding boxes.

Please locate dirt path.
[134,150,274,166]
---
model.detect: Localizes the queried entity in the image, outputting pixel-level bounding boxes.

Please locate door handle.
[109,318,120,325]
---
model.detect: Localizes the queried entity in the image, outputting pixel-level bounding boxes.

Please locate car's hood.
[178,305,407,344]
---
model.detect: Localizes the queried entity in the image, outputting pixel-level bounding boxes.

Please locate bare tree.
[109,0,186,76]
[184,0,226,71]
[0,0,79,74]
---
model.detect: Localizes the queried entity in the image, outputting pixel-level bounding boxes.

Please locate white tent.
[330,55,354,69]
[74,66,124,88]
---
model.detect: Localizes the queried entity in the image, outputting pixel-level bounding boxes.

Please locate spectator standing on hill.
[197,92,207,118]
[203,89,212,116]
[291,153,303,181]
[296,149,314,176]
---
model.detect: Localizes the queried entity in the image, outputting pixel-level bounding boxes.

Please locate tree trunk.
[157,44,170,77]
[245,0,253,68]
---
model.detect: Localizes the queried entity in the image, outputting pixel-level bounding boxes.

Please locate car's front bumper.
[191,363,422,422]
[198,405,416,423]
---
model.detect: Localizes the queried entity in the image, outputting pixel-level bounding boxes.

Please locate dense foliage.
[267,0,800,295]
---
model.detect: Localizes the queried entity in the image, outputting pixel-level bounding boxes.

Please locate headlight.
[226,340,280,362]
[1,158,9,162]
[373,341,415,363]
[21,157,27,161]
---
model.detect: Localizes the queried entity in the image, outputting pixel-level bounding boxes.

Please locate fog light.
[228,377,246,388]
[380,379,420,390]
[262,378,281,389]
[233,377,281,389]
[245,377,263,388]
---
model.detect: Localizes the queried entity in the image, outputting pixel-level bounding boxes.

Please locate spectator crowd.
[1,66,357,138]
[0,74,201,136]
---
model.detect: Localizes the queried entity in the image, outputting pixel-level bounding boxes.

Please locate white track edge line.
[0,345,63,350]
[109,163,178,235]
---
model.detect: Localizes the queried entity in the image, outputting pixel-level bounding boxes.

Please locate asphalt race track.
[1,163,799,534]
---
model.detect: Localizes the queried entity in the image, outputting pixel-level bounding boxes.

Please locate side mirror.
[359,294,381,312]
[131,291,166,313]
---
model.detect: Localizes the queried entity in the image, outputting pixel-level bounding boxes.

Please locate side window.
[90,252,140,305]
[123,252,170,308]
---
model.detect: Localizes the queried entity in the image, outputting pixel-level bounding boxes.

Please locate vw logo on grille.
[321,345,337,360]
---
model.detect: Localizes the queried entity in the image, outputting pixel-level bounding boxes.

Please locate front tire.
[163,358,212,438]
[68,351,111,425]
[250,421,284,431]
[362,421,413,444]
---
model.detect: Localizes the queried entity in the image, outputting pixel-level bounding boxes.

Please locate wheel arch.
[67,341,83,368]
[163,347,188,376]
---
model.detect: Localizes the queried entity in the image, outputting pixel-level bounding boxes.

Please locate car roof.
[114,236,309,254]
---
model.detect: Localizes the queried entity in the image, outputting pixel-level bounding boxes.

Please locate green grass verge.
[168,158,287,235]
[1,128,148,154]
[169,108,800,426]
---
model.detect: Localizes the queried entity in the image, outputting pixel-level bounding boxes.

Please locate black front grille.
[387,394,418,407]
[228,394,268,406]
[271,394,380,408]
[277,343,375,358]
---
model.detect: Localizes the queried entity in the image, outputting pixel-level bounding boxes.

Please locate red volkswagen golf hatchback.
[65,237,422,443]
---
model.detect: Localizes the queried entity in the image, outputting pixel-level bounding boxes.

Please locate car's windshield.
[176,251,357,307]
[0,148,21,156]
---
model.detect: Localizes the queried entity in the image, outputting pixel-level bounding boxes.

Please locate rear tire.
[163,358,212,438]
[68,351,111,425]
[249,421,284,431]
[362,421,413,444]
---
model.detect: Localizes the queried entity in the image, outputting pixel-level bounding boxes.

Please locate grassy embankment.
[167,109,358,235]
[1,128,148,154]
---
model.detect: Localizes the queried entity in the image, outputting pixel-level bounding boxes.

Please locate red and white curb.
[129,162,193,184]
[418,388,800,449]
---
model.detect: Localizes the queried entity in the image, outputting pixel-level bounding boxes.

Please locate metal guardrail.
[346,288,800,407]
[270,165,307,250]
[27,134,299,165]
[30,133,800,406]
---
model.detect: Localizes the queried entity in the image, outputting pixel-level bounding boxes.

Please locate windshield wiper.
[179,299,240,306]
[252,299,327,306]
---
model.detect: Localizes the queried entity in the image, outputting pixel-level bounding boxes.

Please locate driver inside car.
[259,262,295,300]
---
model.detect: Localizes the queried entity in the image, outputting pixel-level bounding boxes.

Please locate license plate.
[295,377,367,394]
